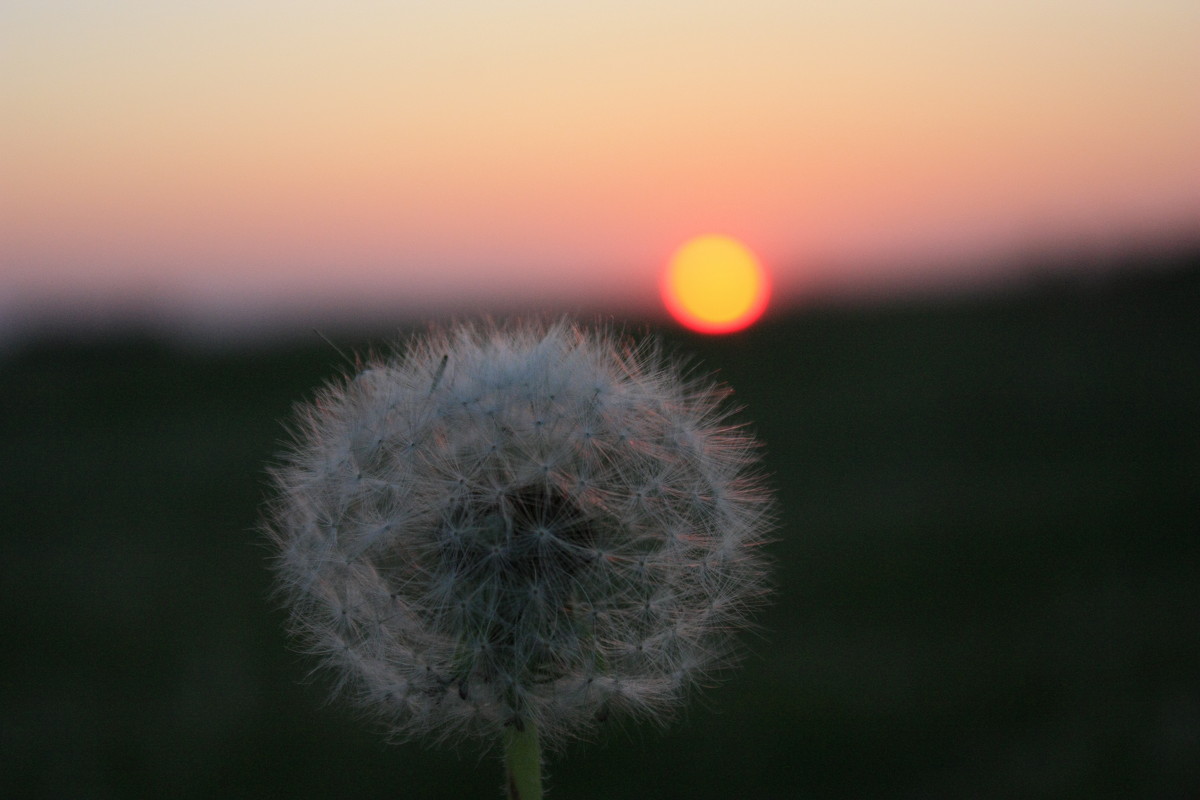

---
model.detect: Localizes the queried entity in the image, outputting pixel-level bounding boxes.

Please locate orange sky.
[2,2,1198,334]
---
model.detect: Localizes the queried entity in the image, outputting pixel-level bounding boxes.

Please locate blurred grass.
[1,255,1197,798]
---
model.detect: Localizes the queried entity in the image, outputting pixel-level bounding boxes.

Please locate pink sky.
[2,2,1198,338]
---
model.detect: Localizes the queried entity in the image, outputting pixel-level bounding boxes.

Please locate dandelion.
[263,319,773,798]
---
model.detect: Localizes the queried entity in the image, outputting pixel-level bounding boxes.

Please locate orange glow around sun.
[662,235,770,334]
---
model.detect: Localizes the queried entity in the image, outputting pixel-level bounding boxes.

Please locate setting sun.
[662,235,770,334]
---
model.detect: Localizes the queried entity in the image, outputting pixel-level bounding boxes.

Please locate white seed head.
[264,319,773,747]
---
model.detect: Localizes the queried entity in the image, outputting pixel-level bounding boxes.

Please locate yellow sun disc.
[662,235,770,334]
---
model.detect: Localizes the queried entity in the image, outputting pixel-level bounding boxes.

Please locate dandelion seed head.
[264,319,772,747]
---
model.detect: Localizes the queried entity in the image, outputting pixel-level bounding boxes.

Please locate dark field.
[2,255,1198,798]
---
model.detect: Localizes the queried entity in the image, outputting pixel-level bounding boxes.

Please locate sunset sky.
[2,1,1198,337]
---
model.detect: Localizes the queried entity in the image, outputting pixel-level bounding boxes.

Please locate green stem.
[504,721,543,800]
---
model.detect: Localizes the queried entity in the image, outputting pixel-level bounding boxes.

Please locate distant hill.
[1,245,1197,798]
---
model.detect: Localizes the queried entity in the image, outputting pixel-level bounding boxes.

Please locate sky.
[2,1,1198,338]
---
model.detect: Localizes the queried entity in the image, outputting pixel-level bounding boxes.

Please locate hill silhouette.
[2,249,1197,798]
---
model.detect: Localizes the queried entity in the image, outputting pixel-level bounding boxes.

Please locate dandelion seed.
[263,319,773,798]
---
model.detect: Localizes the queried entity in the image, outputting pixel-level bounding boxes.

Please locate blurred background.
[1,1,1198,797]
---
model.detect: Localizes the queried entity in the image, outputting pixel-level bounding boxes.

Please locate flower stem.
[504,722,542,800]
